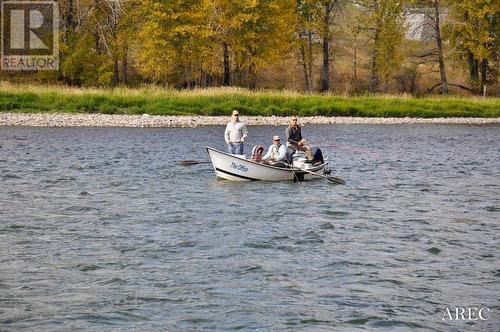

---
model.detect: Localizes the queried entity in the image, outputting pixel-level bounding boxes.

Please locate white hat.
[273,135,280,141]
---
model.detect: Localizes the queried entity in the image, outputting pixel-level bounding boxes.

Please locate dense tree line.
[26,0,500,94]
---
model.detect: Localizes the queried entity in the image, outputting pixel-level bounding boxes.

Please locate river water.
[0,125,499,331]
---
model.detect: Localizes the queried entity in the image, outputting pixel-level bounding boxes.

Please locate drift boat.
[206,146,328,182]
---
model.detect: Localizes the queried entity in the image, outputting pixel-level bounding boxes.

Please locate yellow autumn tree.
[447,0,499,93]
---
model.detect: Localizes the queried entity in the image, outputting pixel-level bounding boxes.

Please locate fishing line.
[320,142,396,187]
[289,163,305,192]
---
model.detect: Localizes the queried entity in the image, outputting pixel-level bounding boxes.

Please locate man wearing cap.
[224,110,248,155]
[262,135,288,167]
[285,116,307,151]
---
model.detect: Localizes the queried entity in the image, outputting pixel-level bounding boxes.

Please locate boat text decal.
[230,162,249,173]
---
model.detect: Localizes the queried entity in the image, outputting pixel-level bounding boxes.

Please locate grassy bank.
[0,82,499,118]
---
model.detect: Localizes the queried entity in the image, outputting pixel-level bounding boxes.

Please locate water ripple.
[0,125,498,331]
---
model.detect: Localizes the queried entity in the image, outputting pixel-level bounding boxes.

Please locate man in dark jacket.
[285,116,307,151]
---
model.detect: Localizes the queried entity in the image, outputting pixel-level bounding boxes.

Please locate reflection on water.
[0,125,499,330]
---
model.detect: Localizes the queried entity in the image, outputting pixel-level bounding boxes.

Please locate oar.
[294,167,346,185]
[179,160,212,166]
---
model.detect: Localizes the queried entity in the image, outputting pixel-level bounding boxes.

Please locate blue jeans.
[227,143,244,155]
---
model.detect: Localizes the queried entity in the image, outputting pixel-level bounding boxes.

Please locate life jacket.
[251,145,264,161]
[270,143,283,161]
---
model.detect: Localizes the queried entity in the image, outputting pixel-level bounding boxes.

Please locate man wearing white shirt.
[262,135,288,167]
[224,110,248,155]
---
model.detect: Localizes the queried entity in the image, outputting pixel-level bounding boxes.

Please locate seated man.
[286,116,308,152]
[262,135,288,167]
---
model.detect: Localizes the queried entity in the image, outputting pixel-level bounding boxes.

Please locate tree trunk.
[223,42,230,86]
[300,44,310,91]
[94,0,100,54]
[320,37,330,92]
[353,33,358,81]
[320,5,330,92]
[198,69,204,88]
[371,30,380,92]
[206,72,213,87]
[113,59,119,85]
[185,64,191,89]
[383,74,389,93]
[249,63,257,90]
[95,30,100,54]
[434,0,448,94]
[469,55,479,81]
[112,1,119,85]
[122,47,128,84]
[59,0,75,83]
[480,59,488,86]
[307,31,313,91]
[468,51,480,93]
[234,62,242,86]
[64,0,74,43]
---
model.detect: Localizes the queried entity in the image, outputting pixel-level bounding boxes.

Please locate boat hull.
[206,147,326,181]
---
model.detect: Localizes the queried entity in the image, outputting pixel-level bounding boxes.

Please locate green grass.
[0,82,499,118]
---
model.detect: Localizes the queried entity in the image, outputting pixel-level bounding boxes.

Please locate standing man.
[224,109,248,155]
[286,116,307,151]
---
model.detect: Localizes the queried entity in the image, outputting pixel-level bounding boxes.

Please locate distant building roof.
[405,13,435,41]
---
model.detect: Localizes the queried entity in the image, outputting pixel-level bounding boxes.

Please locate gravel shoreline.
[1,112,499,127]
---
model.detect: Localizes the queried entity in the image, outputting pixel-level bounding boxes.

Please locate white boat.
[206,146,328,182]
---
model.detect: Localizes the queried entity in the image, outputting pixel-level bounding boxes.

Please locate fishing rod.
[295,166,346,185]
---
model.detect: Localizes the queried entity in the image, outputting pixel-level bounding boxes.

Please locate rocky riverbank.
[1,112,499,127]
